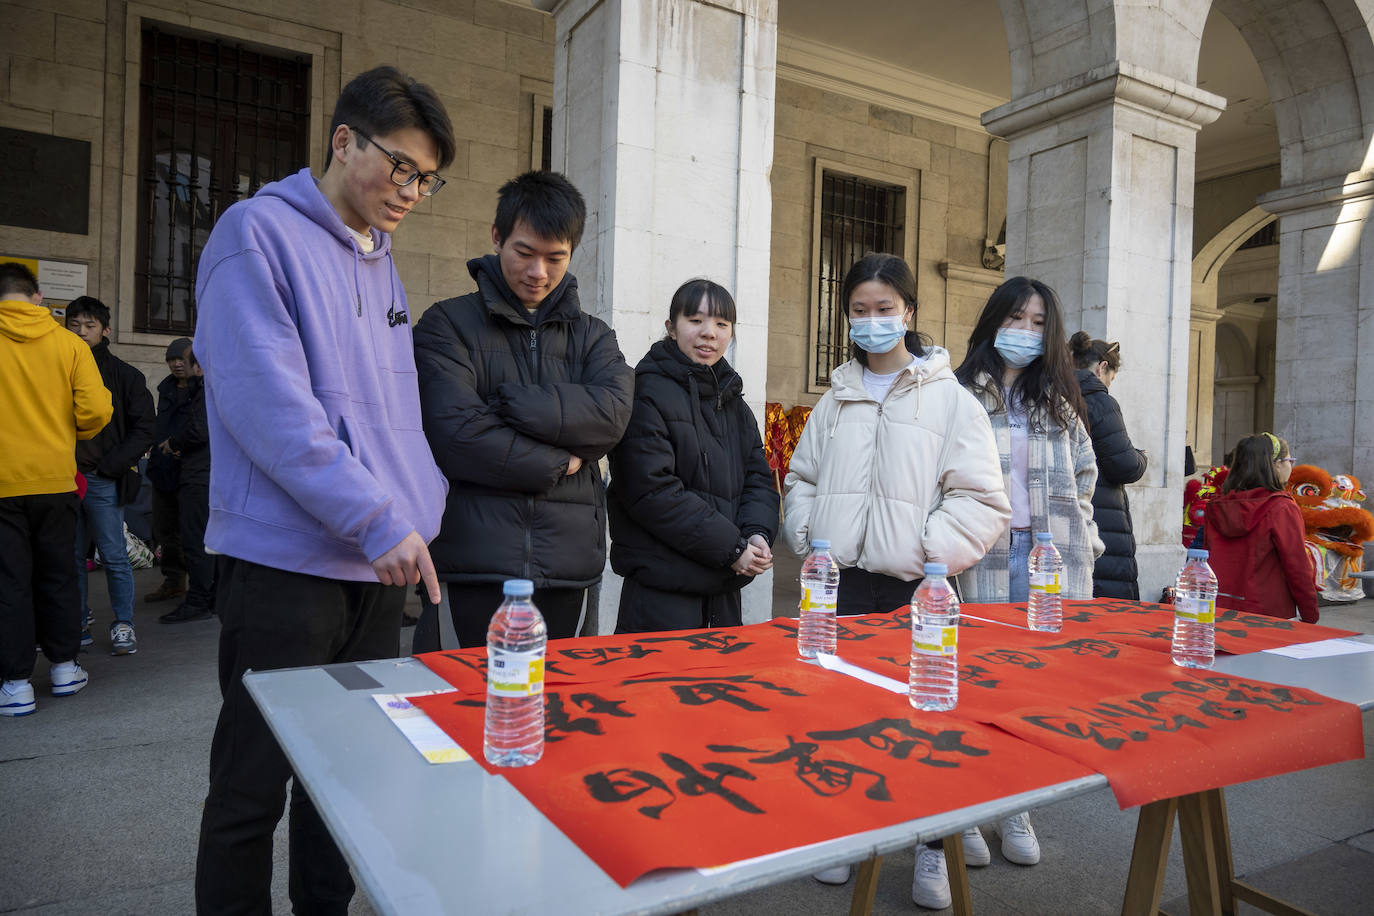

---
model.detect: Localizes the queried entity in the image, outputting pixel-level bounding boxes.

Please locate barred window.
[811,170,906,387]
[135,28,310,334]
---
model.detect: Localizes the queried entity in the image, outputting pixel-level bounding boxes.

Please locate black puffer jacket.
[1076,369,1148,598]
[147,374,209,491]
[414,257,633,588]
[608,339,779,597]
[75,341,155,501]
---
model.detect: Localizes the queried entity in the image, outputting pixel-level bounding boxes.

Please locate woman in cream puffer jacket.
[783,256,1009,614]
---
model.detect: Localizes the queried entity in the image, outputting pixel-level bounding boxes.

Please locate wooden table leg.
[1122,797,1177,916]
[1178,791,1223,916]
[1204,788,1237,915]
[849,855,883,916]
[943,833,974,916]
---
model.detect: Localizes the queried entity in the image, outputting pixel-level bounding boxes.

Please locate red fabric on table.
[787,609,1367,809]
[411,609,1366,885]
[411,652,1092,887]
[959,599,1358,655]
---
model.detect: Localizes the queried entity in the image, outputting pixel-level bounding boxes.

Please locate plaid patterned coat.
[955,376,1104,602]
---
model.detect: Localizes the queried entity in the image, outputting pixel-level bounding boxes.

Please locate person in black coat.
[145,338,196,604]
[608,280,780,632]
[66,297,155,654]
[156,347,215,623]
[1070,332,1147,599]
[414,172,633,648]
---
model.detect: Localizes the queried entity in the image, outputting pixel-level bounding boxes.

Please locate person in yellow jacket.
[0,262,112,717]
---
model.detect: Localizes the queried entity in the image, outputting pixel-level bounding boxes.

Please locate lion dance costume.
[1287,465,1374,601]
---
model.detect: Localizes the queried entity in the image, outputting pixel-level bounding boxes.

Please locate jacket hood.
[1076,367,1107,397]
[0,298,61,343]
[254,169,393,260]
[1208,488,1295,538]
[468,254,578,327]
[829,345,955,400]
[639,338,743,405]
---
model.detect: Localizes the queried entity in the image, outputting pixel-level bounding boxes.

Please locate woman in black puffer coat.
[1070,332,1148,599]
[608,279,779,632]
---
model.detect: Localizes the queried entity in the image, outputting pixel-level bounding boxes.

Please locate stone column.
[1258,174,1374,478]
[983,62,1224,600]
[1187,294,1222,469]
[543,0,778,631]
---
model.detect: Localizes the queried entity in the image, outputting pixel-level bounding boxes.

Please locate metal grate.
[1236,220,1277,251]
[135,28,310,334]
[541,105,553,172]
[813,171,905,386]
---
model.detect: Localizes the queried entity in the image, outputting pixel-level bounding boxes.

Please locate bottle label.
[912,623,957,657]
[1175,596,1214,624]
[801,586,837,612]
[1029,571,1060,594]
[488,648,546,696]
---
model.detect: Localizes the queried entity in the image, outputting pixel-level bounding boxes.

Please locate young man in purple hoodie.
[191,67,455,915]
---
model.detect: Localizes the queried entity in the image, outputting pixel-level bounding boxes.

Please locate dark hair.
[668,278,736,328]
[841,253,930,366]
[494,171,587,250]
[66,295,111,329]
[954,276,1087,431]
[1222,433,1288,493]
[187,347,200,368]
[1069,331,1120,371]
[0,262,39,298]
[327,66,456,171]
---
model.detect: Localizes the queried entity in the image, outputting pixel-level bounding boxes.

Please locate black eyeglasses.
[351,127,445,197]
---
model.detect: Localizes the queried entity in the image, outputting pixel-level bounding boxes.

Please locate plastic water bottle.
[909,562,959,711]
[1027,531,1063,632]
[1172,548,1217,669]
[484,579,547,767]
[797,539,839,659]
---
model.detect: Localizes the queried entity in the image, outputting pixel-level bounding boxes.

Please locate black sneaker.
[159,602,213,624]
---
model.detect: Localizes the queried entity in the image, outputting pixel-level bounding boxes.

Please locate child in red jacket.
[1203,433,1318,623]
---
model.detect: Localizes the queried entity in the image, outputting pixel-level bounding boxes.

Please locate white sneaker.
[813,864,851,885]
[50,662,89,697]
[1,680,36,716]
[961,825,991,866]
[911,846,951,909]
[998,811,1040,865]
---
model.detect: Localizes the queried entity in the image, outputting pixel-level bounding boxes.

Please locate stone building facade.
[3,0,1370,617]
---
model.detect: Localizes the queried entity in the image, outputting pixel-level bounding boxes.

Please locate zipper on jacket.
[523,496,534,579]
[529,328,539,381]
[356,293,362,318]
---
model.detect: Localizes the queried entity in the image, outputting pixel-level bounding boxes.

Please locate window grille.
[1236,221,1277,251]
[812,171,905,386]
[135,28,310,333]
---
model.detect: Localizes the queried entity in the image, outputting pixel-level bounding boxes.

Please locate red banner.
[412,604,1365,886]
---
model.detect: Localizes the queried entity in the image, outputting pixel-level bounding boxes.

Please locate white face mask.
[848,316,907,354]
[994,327,1043,368]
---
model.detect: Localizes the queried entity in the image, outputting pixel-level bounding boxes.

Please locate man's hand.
[372,530,441,605]
[566,454,583,476]
[158,439,177,457]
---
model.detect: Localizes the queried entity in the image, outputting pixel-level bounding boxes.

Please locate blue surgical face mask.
[994,327,1043,368]
[849,316,907,354]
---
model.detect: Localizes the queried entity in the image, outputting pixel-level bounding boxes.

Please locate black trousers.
[151,486,185,582]
[614,579,743,633]
[837,566,920,616]
[0,493,81,680]
[444,582,585,649]
[180,482,214,607]
[195,556,405,915]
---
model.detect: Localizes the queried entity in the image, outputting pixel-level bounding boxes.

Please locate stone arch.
[1193,205,1277,286]
[998,0,1211,97]
[1210,0,1374,183]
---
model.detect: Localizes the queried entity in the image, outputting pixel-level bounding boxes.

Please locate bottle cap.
[1185,548,1209,560]
[810,539,831,549]
[1036,531,1054,542]
[502,579,534,597]
[923,561,948,576]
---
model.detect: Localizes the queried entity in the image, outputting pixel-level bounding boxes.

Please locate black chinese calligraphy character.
[659,753,764,814]
[584,768,676,818]
[710,737,891,801]
[809,719,990,767]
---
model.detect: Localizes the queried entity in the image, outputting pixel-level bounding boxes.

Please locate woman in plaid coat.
[951,276,1104,872]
